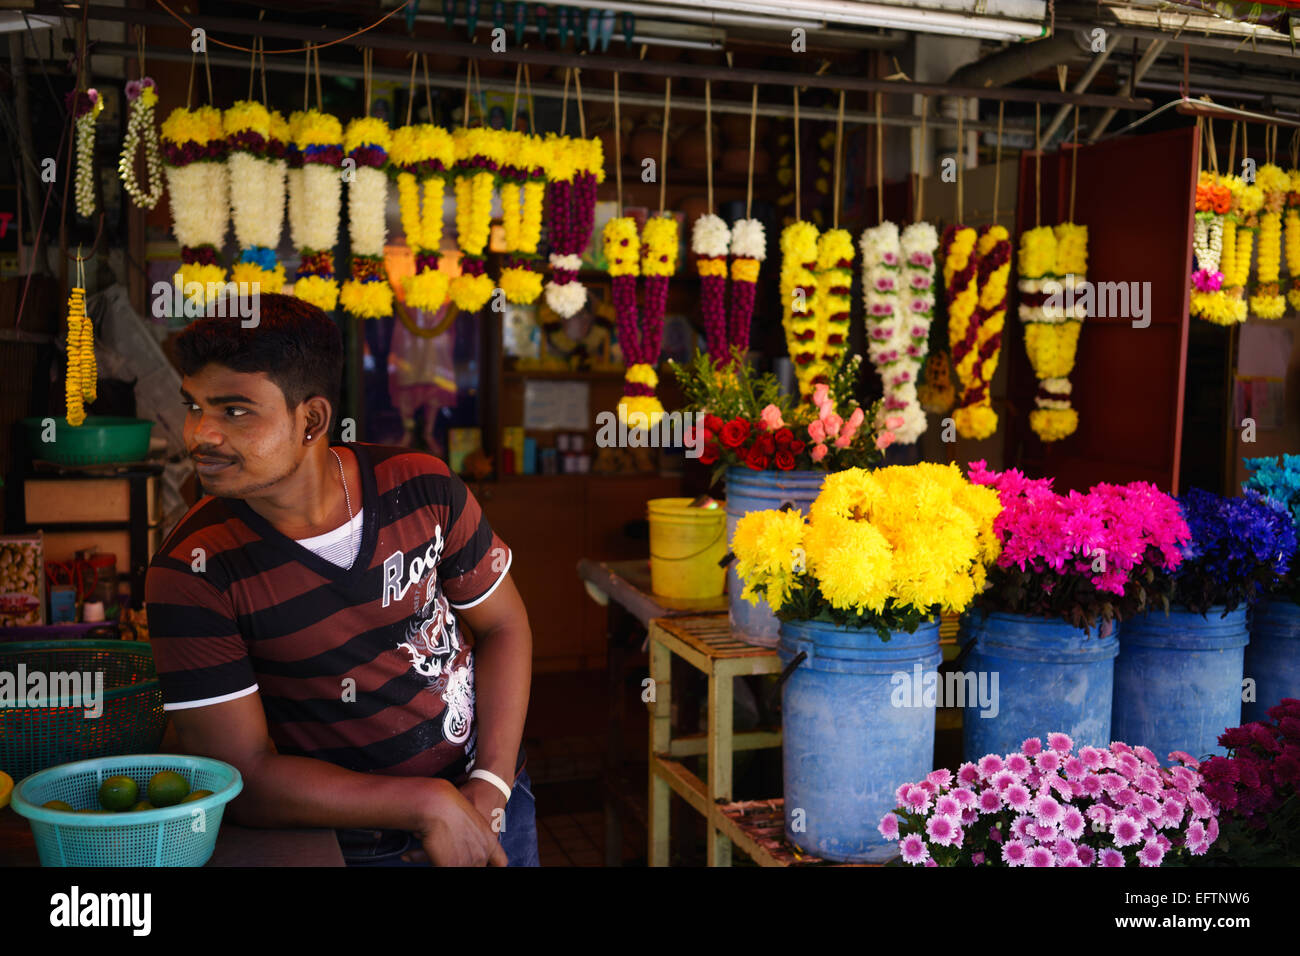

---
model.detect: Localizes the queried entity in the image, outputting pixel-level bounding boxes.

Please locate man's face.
[181,364,307,499]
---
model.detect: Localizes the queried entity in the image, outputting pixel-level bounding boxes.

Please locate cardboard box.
[0,533,44,627]
[24,476,161,526]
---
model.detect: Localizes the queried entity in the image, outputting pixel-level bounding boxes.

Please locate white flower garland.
[729,218,766,261]
[859,221,934,444]
[349,166,388,256]
[1193,217,1224,274]
[118,82,163,210]
[296,164,341,252]
[164,161,229,250]
[74,92,103,219]
[692,213,731,257]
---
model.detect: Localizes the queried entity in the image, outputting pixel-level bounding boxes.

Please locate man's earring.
[306,433,312,440]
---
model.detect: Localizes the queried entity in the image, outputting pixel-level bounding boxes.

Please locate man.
[146,293,535,866]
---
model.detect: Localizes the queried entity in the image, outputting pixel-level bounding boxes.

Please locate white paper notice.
[524,380,591,431]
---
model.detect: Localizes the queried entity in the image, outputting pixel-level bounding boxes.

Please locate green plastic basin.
[23,416,154,466]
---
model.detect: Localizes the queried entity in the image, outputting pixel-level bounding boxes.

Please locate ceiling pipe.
[946,29,1090,89]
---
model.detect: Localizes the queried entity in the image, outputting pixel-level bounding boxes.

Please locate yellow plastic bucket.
[647,498,728,599]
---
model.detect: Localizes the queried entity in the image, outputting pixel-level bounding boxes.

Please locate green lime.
[146,770,190,807]
[98,775,139,811]
[42,800,75,811]
[131,800,155,811]
[179,789,213,803]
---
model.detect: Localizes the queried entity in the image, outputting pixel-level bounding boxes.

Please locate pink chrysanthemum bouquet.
[881,736,1219,867]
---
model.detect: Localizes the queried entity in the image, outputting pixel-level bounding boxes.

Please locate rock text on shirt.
[380,523,446,608]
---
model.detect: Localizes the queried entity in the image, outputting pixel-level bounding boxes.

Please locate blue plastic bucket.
[961,612,1119,760]
[1111,606,1247,763]
[725,467,824,647]
[778,617,941,863]
[1245,596,1300,723]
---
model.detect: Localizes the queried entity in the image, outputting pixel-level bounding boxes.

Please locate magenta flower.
[894,783,912,808]
[926,814,961,846]
[1086,804,1113,827]
[1185,820,1206,849]
[978,789,1003,813]
[1169,750,1199,768]
[1028,847,1055,867]
[1077,845,1097,866]
[1022,737,1044,757]
[1004,753,1030,776]
[878,813,900,840]
[1054,837,1077,859]
[1159,801,1184,829]
[1099,773,1125,794]
[927,769,953,789]
[960,808,979,826]
[1048,732,1074,753]
[1031,822,1056,842]
[1036,751,1062,774]
[1115,787,1139,806]
[971,851,985,865]
[1079,746,1105,771]
[1012,815,1035,841]
[956,762,980,786]
[988,825,1004,845]
[904,785,932,813]
[1110,741,1133,756]
[1111,817,1141,847]
[1033,794,1064,826]
[1188,793,1213,818]
[917,780,938,796]
[1061,808,1086,839]
[950,787,976,808]
[1135,772,1161,795]
[935,795,962,817]
[1080,774,1103,797]
[978,754,1005,778]
[1116,753,1141,778]
[1137,794,1161,817]
[1207,816,1219,843]
[1100,848,1126,867]
[1137,840,1166,867]
[899,833,929,864]
[1004,784,1032,812]
[1049,776,1075,800]
[1062,757,1087,780]
[1134,745,1159,766]
[991,771,1018,791]
[1002,840,1029,866]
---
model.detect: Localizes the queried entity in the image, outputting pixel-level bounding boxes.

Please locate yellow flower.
[499,266,543,304]
[291,109,343,148]
[626,363,658,388]
[449,272,494,311]
[223,100,271,138]
[815,229,854,270]
[231,261,286,294]
[1053,222,1087,277]
[1017,225,1056,280]
[1029,408,1079,442]
[641,216,679,276]
[697,259,727,278]
[732,509,808,609]
[603,217,641,277]
[294,274,340,311]
[1024,322,1081,379]
[732,259,760,283]
[953,402,997,441]
[405,268,450,310]
[177,262,227,301]
[344,116,392,154]
[616,395,665,429]
[162,106,224,146]
[340,278,394,319]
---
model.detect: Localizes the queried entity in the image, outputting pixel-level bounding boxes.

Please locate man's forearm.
[469,622,532,782]
[228,751,444,832]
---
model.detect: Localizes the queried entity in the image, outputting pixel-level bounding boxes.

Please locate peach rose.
[847,407,865,430]
[823,413,843,438]
[812,383,831,410]
[834,432,854,448]
[759,404,785,431]
[810,442,828,462]
[808,419,826,443]
[875,430,896,451]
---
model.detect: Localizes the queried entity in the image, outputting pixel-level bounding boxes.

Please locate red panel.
[1008,127,1197,493]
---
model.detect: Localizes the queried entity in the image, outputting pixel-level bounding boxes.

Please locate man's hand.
[410,778,508,867]
[460,777,510,832]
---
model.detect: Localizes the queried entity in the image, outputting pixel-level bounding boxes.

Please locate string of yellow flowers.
[63,287,96,427]
[807,228,854,396]
[1287,170,1300,312]
[1027,223,1086,442]
[1225,174,1265,319]
[942,225,982,438]
[1250,163,1289,320]
[451,127,510,312]
[499,131,547,304]
[391,122,454,311]
[780,221,820,396]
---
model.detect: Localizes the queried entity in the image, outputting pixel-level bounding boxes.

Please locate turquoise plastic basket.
[10,754,242,867]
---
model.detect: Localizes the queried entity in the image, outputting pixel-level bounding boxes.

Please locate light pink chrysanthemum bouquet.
[880,734,1218,867]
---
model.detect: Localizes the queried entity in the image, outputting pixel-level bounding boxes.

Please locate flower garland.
[728,219,766,360]
[339,117,394,319]
[288,109,343,312]
[1225,174,1265,319]
[71,89,103,219]
[1191,171,1233,324]
[542,134,605,317]
[694,214,731,365]
[1249,163,1289,320]
[118,78,163,210]
[604,217,661,426]
[499,132,547,304]
[64,286,96,427]
[1287,171,1300,313]
[954,225,1010,441]
[642,215,679,332]
[941,224,982,438]
[1025,223,1087,442]
[161,105,229,302]
[808,229,854,395]
[391,122,455,311]
[224,101,287,295]
[450,127,509,312]
[780,221,820,396]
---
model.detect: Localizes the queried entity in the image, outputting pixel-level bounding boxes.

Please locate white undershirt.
[295,511,364,568]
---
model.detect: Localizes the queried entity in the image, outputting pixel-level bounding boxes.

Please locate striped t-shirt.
[145,443,513,780]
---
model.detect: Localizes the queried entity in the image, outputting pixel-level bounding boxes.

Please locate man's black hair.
[174,293,344,429]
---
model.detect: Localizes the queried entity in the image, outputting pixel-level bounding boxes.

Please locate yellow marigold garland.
[391,123,454,311]
[943,225,985,438]
[1287,170,1300,312]
[1250,164,1289,320]
[807,228,854,395]
[780,221,820,394]
[64,287,96,427]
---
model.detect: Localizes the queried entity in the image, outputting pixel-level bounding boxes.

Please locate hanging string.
[362,47,372,119]
[833,89,845,230]
[510,62,522,132]
[916,95,928,223]
[746,85,757,219]
[463,60,473,129]
[259,37,268,106]
[992,100,1003,224]
[135,25,146,79]
[560,67,571,136]
[314,46,323,111]
[187,49,196,109]
[705,80,714,213]
[875,91,883,223]
[1033,101,1041,228]
[1227,121,1238,176]
[659,77,672,216]
[248,35,258,100]
[574,68,586,139]
[613,71,623,214]
[303,45,311,111]
[793,87,801,222]
[203,44,214,104]
[422,54,433,123]
[523,64,535,134]
[1069,106,1079,222]
[1242,121,1249,175]
[957,101,965,224]
[1207,118,1218,176]
[1290,126,1299,169]
[406,53,418,125]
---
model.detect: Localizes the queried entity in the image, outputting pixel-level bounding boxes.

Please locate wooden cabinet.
[471,473,685,671]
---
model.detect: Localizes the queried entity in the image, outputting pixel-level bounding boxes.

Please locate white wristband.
[469,768,513,802]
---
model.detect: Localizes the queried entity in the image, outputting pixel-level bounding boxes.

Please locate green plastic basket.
[0,640,166,781]
[10,754,242,866]
[22,416,154,466]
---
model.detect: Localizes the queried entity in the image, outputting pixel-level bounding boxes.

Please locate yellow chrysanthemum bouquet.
[733,464,1002,639]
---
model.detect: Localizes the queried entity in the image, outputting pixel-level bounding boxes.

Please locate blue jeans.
[338,769,539,867]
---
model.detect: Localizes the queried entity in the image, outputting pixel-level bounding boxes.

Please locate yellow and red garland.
[500,132,547,304]
[1250,164,1289,320]
[606,215,679,425]
[288,109,344,312]
[780,221,820,397]
[391,122,455,311]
